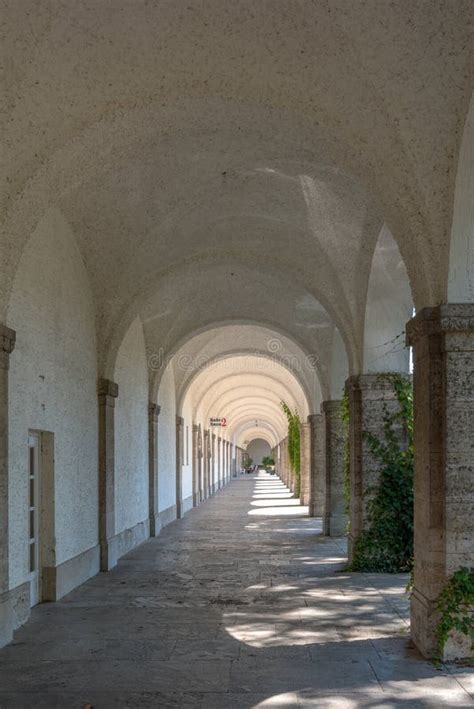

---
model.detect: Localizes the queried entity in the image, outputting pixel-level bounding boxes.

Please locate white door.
[28,434,41,606]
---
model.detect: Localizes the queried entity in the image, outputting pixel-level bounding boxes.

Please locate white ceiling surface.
[2,2,472,445]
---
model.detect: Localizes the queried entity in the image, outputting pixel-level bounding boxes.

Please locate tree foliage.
[280,401,301,496]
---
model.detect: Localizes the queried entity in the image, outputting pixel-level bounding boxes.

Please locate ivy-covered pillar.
[407,305,474,660]
[148,403,161,536]
[322,400,347,536]
[299,421,311,505]
[346,375,406,563]
[308,413,325,517]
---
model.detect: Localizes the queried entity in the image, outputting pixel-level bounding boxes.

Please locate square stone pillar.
[211,433,216,493]
[299,421,311,505]
[175,416,184,518]
[322,400,347,536]
[308,413,325,517]
[0,325,16,647]
[407,305,474,660]
[192,424,201,506]
[98,378,119,571]
[346,375,407,563]
[148,403,160,536]
[203,429,210,498]
[217,437,222,490]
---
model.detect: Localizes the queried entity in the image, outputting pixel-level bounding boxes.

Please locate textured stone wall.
[308,414,325,517]
[346,375,407,561]
[299,422,311,505]
[322,400,347,536]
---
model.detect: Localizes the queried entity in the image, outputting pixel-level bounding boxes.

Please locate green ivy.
[350,374,414,573]
[435,567,474,663]
[280,401,301,496]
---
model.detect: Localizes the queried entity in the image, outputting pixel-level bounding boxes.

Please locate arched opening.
[0,4,473,700]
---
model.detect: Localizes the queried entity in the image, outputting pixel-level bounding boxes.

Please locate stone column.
[308,413,325,518]
[98,378,119,571]
[322,400,347,536]
[192,424,201,506]
[203,429,210,499]
[148,402,161,536]
[346,375,407,563]
[299,421,311,505]
[217,437,222,489]
[211,433,216,494]
[175,416,184,518]
[407,305,474,660]
[0,325,15,647]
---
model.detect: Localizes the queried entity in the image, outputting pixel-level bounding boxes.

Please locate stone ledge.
[43,544,100,601]
[0,582,30,649]
[181,495,193,516]
[158,504,177,529]
[115,519,150,560]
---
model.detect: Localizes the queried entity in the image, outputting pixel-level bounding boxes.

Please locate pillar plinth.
[308,414,325,517]
[148,403,161,536]
[322,400,347,536]
[98,378,119,571]
[407,305,474,660]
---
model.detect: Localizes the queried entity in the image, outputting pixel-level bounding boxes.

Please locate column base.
[100,535,119,571]
[149,513,162,537]
[323,513,347,537]
[411,587,472,661]
[43,545,100,600]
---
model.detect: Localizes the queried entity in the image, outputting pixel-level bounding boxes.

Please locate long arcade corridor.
[0,473,471,708]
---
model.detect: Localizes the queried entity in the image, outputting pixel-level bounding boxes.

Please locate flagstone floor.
[0,472,472,708]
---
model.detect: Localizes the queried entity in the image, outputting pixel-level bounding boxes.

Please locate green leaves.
[281,401,301,496]
[348,374,414,573]
[436,567,474,662]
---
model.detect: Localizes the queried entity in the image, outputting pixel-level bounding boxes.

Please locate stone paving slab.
[0,472,472,707]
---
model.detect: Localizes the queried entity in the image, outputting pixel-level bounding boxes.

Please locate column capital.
[98,378,118,398]
[0,325,16,355]
[345,374,407,393]
[322,399,342,415]
[406,304,474,347]
[176,415,184,426]
[307,413,322,425]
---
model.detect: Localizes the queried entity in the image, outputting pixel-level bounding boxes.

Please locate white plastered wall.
[157,362,177,513]
[364,226,413,374]
[114,317,149,535]
[7,208,98,588]
[181,396,193,502]
[448,92,474,302]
